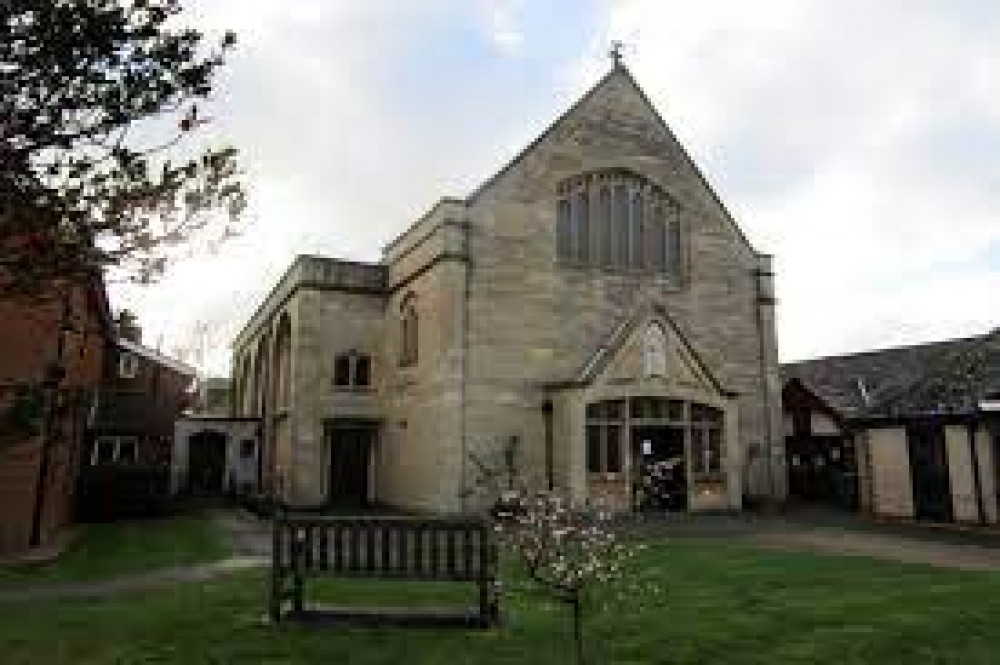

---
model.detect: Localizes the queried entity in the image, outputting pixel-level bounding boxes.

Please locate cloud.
[589,0,1000,360]
[481,0,525,56]
[112,0,1000,376]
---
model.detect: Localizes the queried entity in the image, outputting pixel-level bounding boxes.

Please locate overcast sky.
[111,0,1000,376]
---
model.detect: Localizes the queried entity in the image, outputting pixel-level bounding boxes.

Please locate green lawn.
[0,512,231,588]
[2,538,1000,664]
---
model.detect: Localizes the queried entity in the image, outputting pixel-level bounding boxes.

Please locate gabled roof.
[117,338,197,377]
[548,299,732,397]
[781,329,1000,419]
[466,63,759,254]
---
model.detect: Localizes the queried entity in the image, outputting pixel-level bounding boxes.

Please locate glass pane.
[606,400,625,420]
[599,187,613,266]
[650,204,666,271]
[667,400,684,421]
[355,354,371,387]
[667,218,681,277]
[557,198,571,260]
[117,440,137,464]
[586,425,602,472]
[629,397,646,419]
[630,192,643,268]
[585,402,601,420]
[334,354,351,386]
[709,428,722,472]
[95,439,116,464]
[573,190,589,263]
[614,184,629,267]
[606,425,621,472]
[691,428,705,473]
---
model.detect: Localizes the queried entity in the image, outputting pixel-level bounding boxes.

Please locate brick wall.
[0,281,107,555]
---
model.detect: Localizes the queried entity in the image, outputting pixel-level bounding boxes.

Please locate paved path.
[0,509,273,604]
[0,556,268,603]
[632,510,1000,572]
[751,528,1000,572]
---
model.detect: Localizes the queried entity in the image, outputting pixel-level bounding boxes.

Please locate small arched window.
[642,323,668,378]
[400,295,418,367]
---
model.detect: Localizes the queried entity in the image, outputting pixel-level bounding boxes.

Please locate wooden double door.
[326,422,377,508]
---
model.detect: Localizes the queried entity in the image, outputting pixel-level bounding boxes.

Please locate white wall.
[869,427,914,518]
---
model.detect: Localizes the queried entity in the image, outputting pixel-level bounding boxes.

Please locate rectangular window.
[334,354,351,387]
[586,425,602,473]
[606,425,621,473]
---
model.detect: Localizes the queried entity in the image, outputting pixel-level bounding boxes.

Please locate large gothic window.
[556,170,681,279]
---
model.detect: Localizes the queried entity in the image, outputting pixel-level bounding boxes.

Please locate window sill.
[331,386,375,394]
[555,262,684,283]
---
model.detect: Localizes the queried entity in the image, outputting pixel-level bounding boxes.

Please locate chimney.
[115,309,142,344]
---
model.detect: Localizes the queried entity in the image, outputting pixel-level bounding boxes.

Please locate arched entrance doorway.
[187,430,228,495]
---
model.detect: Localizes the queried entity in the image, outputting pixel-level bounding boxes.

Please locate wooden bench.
[269,508,499,627]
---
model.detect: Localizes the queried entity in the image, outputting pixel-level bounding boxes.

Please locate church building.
[230,61,784,514]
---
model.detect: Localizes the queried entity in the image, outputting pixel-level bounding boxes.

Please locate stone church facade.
[231,64,784,514]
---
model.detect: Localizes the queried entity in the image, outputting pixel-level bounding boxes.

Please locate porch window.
[691,405,724,476]
[585,400,625,474]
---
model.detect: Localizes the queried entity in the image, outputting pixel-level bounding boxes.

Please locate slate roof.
[781,329,1000,420]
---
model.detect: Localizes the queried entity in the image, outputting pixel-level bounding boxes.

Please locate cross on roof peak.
[609,40,626,68]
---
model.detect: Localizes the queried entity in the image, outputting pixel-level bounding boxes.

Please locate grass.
[0,512,231,588]
[2,538,1000,663]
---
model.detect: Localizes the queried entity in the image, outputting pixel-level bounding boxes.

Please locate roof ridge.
[782,332,987,368]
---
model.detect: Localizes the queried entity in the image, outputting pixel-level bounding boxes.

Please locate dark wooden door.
[328,428,372,507]
[188,431,228,495]
[907,423,953,522]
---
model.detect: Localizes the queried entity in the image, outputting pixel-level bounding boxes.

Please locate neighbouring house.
[171,377,261,496]
[0,273,113,554]
[90,313,197,469]
[781,328,1000,524]
[230,61,783,514]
